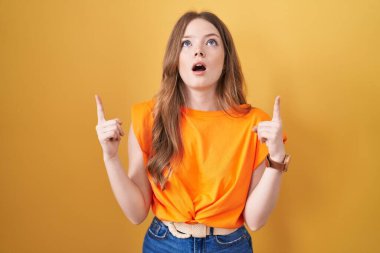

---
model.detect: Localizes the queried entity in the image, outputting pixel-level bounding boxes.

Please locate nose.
[194,48,205,57]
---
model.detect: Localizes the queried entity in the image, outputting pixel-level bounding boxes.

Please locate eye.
[207,39,218,46]
[182,40,191,47]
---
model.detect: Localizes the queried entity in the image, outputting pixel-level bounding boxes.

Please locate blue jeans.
[143,216,253,253]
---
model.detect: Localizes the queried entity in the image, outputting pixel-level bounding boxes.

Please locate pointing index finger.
[95,94,106,124]
[272,95,281,122]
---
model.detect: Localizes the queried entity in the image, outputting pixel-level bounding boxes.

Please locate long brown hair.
[147,11,251,190]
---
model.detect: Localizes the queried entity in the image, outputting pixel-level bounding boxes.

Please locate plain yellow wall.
[1,0,379,252]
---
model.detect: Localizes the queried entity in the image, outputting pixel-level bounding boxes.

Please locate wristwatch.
[265,154,291,172]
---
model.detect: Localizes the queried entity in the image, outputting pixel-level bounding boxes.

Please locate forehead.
[183,18,220,37]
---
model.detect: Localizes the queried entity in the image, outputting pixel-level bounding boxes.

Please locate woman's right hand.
[95,94,125,161]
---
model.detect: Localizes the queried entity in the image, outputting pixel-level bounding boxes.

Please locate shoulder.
[131,99,155,114]
[130,99,155,151]
[131,99,155,128]
[248,106,271,122]
[131,99,155,117]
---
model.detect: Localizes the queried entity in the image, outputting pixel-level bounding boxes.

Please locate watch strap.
[265,154,291,172]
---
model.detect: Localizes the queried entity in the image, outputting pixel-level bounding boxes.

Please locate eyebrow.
[182,33,220,39]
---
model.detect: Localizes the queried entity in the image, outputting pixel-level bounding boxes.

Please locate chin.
[183,77,219,89]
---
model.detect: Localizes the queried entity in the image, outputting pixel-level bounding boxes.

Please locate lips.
[192,61,207,72]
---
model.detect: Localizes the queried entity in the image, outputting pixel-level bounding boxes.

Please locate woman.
[95,11,290,253]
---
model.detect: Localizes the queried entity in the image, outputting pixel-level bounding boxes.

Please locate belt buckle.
[190,223,207,238]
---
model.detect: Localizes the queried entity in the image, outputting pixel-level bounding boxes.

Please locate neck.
[184,86,220,111]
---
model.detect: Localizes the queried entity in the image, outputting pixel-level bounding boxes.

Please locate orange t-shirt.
[131,99,287,229]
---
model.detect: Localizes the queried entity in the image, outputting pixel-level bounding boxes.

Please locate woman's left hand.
[252,96,286,163]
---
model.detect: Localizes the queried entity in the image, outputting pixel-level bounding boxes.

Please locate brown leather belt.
[162,220,239,238]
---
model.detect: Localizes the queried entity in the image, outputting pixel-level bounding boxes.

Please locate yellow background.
[1,0,379,252]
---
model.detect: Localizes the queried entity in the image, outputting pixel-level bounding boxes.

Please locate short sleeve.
[130,100,154,156]
[282,131,288,144]
[251,108,288,172]
[251,109,271,171]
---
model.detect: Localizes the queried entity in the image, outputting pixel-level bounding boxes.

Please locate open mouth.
[192,63,207,72]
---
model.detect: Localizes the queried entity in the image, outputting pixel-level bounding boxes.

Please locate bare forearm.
[244,167,283,231]
[103,155,147,224]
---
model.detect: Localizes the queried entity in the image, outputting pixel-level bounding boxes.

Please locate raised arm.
[243,160,283,231]
[95,95,152,224]
[244,96,288,231]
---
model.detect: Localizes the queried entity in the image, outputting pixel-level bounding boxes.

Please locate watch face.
[284,155,291,171]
